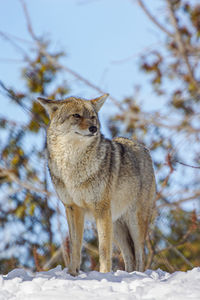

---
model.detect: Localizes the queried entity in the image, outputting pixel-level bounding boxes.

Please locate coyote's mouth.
[75,132,96,137]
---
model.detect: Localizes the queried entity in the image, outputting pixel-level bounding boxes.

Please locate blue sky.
[0,0,165,126]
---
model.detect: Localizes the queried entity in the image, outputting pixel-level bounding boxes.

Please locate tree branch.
[167,0,197,87]
[175,160,200,169]
[0,30,29,59]
[19,0,39,42]
[135,0,174,38]
[0,166,52,197]
[159,233,194,268]
[19,0,123,110]
[158,192,200,209]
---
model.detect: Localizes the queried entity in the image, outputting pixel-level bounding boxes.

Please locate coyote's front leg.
[95,206,112,273]
[65,204,85,276]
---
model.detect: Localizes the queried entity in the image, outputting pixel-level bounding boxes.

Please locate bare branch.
[42,240,98,270]
[0,31,28,59]
[83,241,99,256]
[0,114,26,128]
[40,47,123,109]
[158,192,200,209]
[39,47,123,110]
[0,166,53,197]
[0,30,33,45]
[156,252,177,272]
[159,233,194,268]
[135,0,174,38]
[43,247,63,270]
[19,0,123,110]
[111,42,161,64]
[43,239,70,270]
[175,160,200,169]
[167,0,197,87]
[19,0,39,42]
[145,232,155,269]
[156,226,195,256]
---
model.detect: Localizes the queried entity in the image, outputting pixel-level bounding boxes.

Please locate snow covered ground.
[0,266,200,300]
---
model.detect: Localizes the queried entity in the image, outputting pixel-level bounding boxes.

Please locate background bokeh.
[0,0,200,273]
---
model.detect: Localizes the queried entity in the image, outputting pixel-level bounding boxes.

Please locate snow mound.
[1,266,200,299]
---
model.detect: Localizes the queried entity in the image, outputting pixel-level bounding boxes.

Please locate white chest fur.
[47,133,106,208]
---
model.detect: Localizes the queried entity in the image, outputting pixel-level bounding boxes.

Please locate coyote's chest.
[47,135,105,207]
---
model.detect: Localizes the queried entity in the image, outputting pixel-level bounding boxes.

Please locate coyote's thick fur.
[37,94,156,276]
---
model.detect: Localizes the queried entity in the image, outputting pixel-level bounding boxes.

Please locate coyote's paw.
[68,266,79,277]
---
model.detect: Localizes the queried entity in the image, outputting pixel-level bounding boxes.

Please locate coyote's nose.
[89,126,97,134]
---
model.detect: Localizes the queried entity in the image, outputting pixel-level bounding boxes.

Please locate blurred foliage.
[108,0,200,271]
[154,209,200,272]
[0,0,200,274]
[0,37,69,273]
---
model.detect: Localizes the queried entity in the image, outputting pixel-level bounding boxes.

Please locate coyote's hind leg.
[113,219,135,272]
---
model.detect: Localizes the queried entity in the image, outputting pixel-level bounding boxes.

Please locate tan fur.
[37,94,156,276]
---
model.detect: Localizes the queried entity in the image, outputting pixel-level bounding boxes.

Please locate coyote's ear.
[91,94,109,112]
[37,97,60,118]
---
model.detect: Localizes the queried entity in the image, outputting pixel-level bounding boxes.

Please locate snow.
[0,266,200,300]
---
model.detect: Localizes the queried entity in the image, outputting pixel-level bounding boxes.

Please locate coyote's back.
[37,94,156,276]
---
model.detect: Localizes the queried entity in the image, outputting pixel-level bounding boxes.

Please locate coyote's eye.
[91,116,96,120]
[73,113,81,118]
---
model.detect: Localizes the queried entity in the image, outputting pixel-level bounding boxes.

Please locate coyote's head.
[37,94,109,137]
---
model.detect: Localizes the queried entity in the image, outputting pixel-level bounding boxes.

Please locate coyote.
[37,94,156,276]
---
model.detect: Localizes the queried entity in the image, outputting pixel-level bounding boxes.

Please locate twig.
[0,80,47,129]
[0,166,52,197]
[83,241,99,256]
[43,240,98,270]
[167,0,197,87]
[41,51,123,110]
[158,192,200,208]
[43,247,62,270]
[0,187,22,202]
[111,42,161,64]
[156,226,194,255]
[0,114,26,128]
[43,240,69,270]
[0,31,29,59]
[33,246,43,272]
[145,232,155,269]
[158,233,194,268]
[0,30,33,45]
[19,0,39,42]
[156,252,177,272]
[175,160,200,169]
[135,0,173,38]
[19,0,123,110]
[156,154,175,201]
